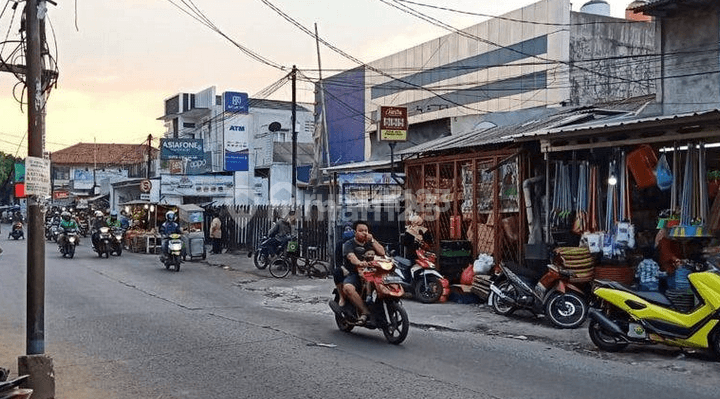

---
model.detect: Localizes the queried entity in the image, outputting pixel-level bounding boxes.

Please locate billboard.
[186,151,213,175]
[223,91,249,113]
[160,174,233,197]
[160,138,204,160]
[73,169,128,190]
[224,114,250,172]
[378,106,408,141]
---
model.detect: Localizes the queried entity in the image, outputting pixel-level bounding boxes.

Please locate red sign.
[14,183,25,198]
[53,191,69,199]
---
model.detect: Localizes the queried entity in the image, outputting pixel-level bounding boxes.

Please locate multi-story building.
[158,86,314,205]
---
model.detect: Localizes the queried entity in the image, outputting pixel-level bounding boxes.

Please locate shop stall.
[177,203,206,260]
[120,200,164,254]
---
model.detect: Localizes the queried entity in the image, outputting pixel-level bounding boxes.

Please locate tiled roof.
[50,142,157,165]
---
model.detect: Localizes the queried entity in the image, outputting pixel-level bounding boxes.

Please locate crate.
[440,240,472,257]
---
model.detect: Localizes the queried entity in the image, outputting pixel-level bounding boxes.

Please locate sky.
[0,0,636,157]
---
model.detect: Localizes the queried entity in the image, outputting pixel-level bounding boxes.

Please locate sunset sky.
[0,0,634,157]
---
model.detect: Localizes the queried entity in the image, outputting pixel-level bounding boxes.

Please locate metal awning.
[322,160,392,173]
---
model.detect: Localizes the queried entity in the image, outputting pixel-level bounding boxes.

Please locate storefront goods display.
[593,264,634,286]
[553,247,595,284]
[671,142,711,238]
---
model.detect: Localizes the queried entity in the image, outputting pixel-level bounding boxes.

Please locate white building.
[158,86,315,205]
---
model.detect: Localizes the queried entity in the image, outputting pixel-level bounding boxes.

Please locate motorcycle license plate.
[383,275,404,284]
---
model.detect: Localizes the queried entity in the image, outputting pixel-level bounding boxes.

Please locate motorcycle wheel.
[491,280,518,316]
[115,246,122,256]
[268,258,291,278]
[68,245,75,259]
[710,330,720,360]
[414,276,443,303]
[545,291,588,329]
[253,250,270,270]
[588,320,628,352]
[382,301,409,345]
[333,293,354,332]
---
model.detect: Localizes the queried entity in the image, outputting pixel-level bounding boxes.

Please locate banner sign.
[224,114,250,172]
[73,169,128,190]
[160,138,204,160]
[223,91,249,113]
[186,151,213,175]
[14,163,25,182]
[378,106,408,141]
[160,174,233,197]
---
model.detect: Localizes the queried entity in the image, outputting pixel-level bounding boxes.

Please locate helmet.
[94,210,103,218]
[61,211,71,221]
[110,210,118,220]
[165,211,176,222]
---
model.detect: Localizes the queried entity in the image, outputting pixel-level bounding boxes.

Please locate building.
[50,142,157,202]
[316,0,657,170]
[157,86,315,205]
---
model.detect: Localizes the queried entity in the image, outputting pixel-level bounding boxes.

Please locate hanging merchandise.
[572,162,589,235]
[656,153,673,191]
[627,144,658,189]
[672,142,711,237]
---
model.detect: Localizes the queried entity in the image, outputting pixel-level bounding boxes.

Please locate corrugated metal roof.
[322,160,392,173]
[51,143,157,165]
[272,142,315,164]
[514,108,720,140]
[249,98,312,113]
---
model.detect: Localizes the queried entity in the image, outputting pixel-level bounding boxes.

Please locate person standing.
[210,212,222,254]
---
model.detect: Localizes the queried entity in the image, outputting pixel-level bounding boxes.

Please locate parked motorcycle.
[249,235,287,270]
[392,249,445,303]
[0,372,33,399]
[587,263,720,359]
[328,256,410,344]
[93,226,113,258]
[161,233,183,271]
[110,227,125,256]
[489,261,589,329]
[8,222,24,240]
[59,228,79,258]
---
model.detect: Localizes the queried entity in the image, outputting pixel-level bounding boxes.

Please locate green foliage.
[0,151,17,184]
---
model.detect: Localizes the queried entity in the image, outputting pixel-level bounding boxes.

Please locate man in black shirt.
[341,220,385,325]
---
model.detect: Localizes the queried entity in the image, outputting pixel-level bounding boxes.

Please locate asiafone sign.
[224,91,249,113]
[378,106,408,141]
[160,138,204,160]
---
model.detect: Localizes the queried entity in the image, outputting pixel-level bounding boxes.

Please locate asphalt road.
[1,226,719,398]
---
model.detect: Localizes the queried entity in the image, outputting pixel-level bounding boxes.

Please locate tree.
[0,152,19,204]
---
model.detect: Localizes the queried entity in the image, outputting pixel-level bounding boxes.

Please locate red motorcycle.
[329,257,410,344]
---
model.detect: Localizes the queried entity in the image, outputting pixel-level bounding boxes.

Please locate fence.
[204,204,330,262]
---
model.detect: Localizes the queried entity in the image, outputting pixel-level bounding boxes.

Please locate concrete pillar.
[18,355,54,399]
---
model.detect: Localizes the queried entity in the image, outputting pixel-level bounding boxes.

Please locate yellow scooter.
[587,266,720,359]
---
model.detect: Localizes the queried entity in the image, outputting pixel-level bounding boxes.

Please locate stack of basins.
[554,247,595,284]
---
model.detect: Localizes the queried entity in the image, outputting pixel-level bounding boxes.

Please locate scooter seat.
[598,280,673,307]
[394,256,412,268]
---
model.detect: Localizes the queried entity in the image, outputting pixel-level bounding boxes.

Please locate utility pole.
[147,134,153,179]
[20,1,55,397]
[291,65,297,211]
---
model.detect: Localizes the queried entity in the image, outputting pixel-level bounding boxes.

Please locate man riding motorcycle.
[90,210,107,250]
[160,211,183,261]
[106,210,122,229]
[56,211,79,249]
[341,221,386,325]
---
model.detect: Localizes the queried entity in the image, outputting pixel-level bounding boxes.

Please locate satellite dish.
[268,122,282,132]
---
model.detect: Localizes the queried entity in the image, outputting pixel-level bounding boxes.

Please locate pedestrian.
[210,211,222,254]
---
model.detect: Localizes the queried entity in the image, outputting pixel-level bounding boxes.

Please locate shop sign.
[223,91,249,113]
[53,191,69,200]
[160,174,233,197]
[160,138,204,160]
[378,106,408,142]
[224,113,250,172]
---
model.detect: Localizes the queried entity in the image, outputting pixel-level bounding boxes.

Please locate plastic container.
[627,145,658,188]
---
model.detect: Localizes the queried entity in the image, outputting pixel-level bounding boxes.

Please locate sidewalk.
[201,250,590,349]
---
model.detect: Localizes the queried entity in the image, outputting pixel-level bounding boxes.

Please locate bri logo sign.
[224,91,249,113]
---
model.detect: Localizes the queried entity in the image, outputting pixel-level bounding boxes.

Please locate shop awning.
[514,109,720,153]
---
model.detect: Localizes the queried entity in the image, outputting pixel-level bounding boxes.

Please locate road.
[1,226,719,398]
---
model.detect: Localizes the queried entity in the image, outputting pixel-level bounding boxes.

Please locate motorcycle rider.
[267,210,295,252]
[159,210,183,261]
[402,214,433,263]
[90,210,108,250]
[56,211,79,249]
[106,210,122,229]
[341,220,386,325]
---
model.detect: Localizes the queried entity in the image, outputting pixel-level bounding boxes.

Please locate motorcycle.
[93,226,113,258]
[489,261,589,329]
[110,227,124,256]
[8,222,24,240]
[0,373,33,399]
[161,233,184,271]
[248,235,287,270]
[392,249,445,303]
[587,263,720,359]
[328,256,410,344]
[50,222,62,242]
[59,228,79,258]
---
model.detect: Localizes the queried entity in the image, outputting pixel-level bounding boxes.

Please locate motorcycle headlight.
[69,237,76,243]
[115,235,123,240]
